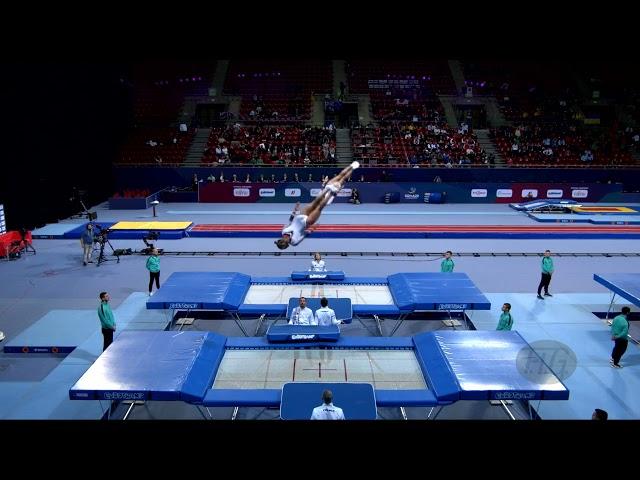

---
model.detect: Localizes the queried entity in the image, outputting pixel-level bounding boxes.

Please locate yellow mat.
[571,206,637,213]
[110,221,193,230]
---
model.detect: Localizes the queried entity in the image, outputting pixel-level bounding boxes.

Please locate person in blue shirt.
[496,303,513,331]
[441,251,455,272]
[610,306,630,368]
[537,250,554,299]
[80,223,95,266]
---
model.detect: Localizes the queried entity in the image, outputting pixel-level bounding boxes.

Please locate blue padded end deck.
[594,273,640,308]
[412,332,459,403]
[69,331,210,401]
[181,333,227,404]
[432,331,569,401]
[388,273,491,311]
[146,272,251,310]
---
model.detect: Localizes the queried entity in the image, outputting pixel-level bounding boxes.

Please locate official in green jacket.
[97,291,116,351]
[146,248,161,296]
[537,250,554,299]
[496,303,513,331]
[441,251,455,273]
[610,307,630,368]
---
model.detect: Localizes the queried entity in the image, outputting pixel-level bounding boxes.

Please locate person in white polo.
[315,297,342,326]
[288,296,316,325]
[311,390,345,420]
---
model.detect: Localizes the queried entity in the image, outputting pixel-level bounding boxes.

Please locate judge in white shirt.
[310,252,326,272]
[311,390,345,420]
[288,296,316,325]
[315,297,342,326]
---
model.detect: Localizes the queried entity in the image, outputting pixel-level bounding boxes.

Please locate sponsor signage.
[169,303,201,309]
[285,188,301,197]
[259,188,275,197]
[437,303,469,310]
[310,188,323,197]
[404,187,420,200]
[492,391,537,400]
[546,189,563,198]
[103,391,147,400]
[522,189,538,198]
[291,334,316,340]
[571,188,588,198]
[496,189,513,198]
[471,189,487,198]
[233,188,251,197]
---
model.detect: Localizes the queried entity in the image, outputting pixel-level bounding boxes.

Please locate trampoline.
[594,273,640,320]
[69,330,569,420]
[146,271,491,336]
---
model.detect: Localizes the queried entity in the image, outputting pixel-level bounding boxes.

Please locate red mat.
[190,224,640,233]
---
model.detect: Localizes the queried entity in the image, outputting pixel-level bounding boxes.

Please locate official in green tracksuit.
[146,248,161,296]
[441,251,455,273]
[97,291,116,351]
[496,303,513,331]
[610,307,630,368]
[537,250,554,299]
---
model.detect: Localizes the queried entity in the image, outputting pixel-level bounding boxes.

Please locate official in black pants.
[610,307,631,368]
[146,248,161,296]
[101,328,114,351]
[537,250,554,299]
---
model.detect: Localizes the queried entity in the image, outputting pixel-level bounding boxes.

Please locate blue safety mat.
[528,213,640,224]
[3,310,99,354]
[146,272,251,310]
[281,383,376,420]
[286,297,352,324]
[432,331,569,401]
[31,223,86,239]
[594,273,640,308]
[388,272,491,311]
[69,331,222,401]
[62,222,116,239]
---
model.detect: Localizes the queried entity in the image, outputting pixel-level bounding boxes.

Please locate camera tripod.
[96,235,120,266]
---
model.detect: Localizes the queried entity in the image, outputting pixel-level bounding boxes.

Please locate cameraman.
[80,223,95,266]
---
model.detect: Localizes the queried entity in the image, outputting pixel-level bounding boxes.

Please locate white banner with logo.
[259,188,275,197]
[233,188,250,197]
[546,189,564,198]
[571,189,588,199]
[471,189,487,198]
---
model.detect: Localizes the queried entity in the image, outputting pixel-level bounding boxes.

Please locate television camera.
[141,231,163,255]
[92,225,131,265]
